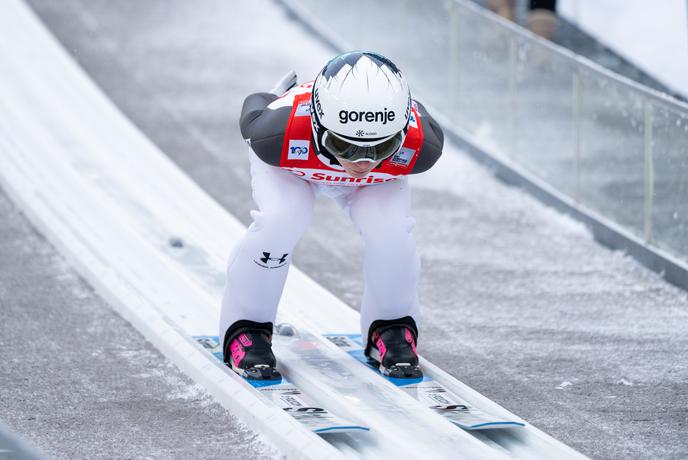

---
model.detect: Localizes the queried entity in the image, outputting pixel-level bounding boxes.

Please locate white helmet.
[311,51,412,163]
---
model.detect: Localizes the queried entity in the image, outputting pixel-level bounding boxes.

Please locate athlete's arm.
[410,101,444,174]
[239,92,290,166]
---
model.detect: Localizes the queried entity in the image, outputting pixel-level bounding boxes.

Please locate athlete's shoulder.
[410,100,444,174]
[239,84,313,166]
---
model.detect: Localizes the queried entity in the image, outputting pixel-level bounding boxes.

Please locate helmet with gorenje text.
[310,51,412,163]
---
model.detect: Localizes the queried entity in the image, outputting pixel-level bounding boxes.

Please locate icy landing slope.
[0,0,585,459]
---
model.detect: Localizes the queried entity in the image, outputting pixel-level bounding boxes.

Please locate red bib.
[279,86,424,187]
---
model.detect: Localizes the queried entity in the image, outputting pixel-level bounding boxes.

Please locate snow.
[556,381,573,390]
[559,0,688,98]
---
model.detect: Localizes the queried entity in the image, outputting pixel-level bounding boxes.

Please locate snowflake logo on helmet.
[355,129,365,137]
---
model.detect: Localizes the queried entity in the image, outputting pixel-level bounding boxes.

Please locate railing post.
[508,35,517,159]
[449,1,460,117]
[643,99,655,244]
[573,65,582,205]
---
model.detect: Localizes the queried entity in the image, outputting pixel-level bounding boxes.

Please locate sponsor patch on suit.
[295,102,311,117]
[288,140,310,160]
[390,147,415,166]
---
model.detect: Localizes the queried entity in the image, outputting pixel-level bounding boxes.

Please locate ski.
[194,336,370,434]
[324,333,525,431]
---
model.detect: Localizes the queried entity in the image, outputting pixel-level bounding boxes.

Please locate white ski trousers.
[220,151,421,340]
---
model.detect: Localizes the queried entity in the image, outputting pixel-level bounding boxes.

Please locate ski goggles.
[322,129,405,163]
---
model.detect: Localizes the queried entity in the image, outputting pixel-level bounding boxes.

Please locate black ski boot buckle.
[384,363,423,379]
[243,364,282,381]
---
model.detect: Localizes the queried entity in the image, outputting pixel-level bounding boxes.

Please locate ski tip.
[314,425,371,434]
[457,421,527,430]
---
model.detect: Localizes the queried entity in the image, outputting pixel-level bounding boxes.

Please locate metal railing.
[282,0,688,278]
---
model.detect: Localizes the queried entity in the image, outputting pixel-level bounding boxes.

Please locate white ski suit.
[220,84,444,340]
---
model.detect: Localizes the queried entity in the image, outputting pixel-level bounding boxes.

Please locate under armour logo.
[260,252,287,264]
[254,252,289,269]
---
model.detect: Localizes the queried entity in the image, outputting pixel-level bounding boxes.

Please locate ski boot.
[223,320,281,381]
[365,316,423,379]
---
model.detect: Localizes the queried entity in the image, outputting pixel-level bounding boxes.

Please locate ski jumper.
[220,83,444,339]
